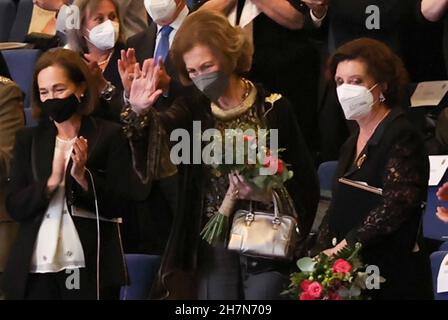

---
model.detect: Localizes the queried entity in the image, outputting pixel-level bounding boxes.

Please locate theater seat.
[0,0,17,42]
[120,254,161,300]
[423,184,448,241]
[440,241,448,251]
[2,48,41,110]
[430,251,448,300]
[317,161,338,195]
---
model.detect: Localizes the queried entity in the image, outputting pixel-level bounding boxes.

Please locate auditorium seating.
[120,254,161,300]
[2,48,41,115]
[423,183,448,242]
[317,161,338,195]
[430,250,448,300]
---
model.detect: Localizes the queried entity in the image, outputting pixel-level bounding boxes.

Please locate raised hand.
[302,0,329,18]
[70,136,88,191]
[129,58,163,115]
[32,0,65,11]
[436,206,448,223]
[46,144,67,194]
[84,53,108,94]
[118,48,137,98]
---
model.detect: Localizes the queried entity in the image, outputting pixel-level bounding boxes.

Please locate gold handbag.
[227,190,299,260]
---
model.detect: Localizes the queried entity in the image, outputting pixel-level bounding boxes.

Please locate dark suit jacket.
[1,116,133,299]
[119,21,190,255]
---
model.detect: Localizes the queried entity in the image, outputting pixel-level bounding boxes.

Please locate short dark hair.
[32,48,98,119]
[328,38,409,108]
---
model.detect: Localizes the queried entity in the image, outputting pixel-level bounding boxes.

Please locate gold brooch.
[265,93,282,106]
[356,154,367,168]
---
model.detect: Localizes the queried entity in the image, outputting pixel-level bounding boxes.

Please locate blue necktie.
[154,25,174,62]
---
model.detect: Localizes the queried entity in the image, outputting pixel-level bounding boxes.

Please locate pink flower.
[263,156,285,175]
[299,292,316,300]
[300,279,313,291]
[306,281,323,299]
[243,135,256,142]
[332,259,353,274]
[328,291,344,300]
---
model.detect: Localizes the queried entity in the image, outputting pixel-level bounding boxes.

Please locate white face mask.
[337,83,379,120]
[86,20,119,51]
[144,0,178,25]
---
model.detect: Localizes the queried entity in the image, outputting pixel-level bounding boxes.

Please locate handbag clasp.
[245,212,254,226]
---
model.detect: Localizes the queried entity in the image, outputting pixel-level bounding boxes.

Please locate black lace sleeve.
[345,133,428,247]
[312,211,332,254]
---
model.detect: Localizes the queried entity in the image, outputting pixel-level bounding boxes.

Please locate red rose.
[299,292,316,300]
[332,259,353,274]
[300,279,313,291]
[328,291,344,300]
[243,135,256,142]
[262,156,284,175]
[277,159,285,174]
[306,281,323,299]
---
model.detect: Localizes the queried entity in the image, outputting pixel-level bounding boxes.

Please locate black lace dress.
[314,108,433,300]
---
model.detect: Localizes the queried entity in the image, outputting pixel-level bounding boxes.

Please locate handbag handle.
[245,191,282,227]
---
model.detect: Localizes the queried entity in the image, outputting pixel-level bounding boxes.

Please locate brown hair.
[328,38,409,108]
[170,9,254,85]
[67,0,123,54]
[32,48,98,119]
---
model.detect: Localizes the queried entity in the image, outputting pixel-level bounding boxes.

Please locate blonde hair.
[67,0,124,54]
[171,10,254,85]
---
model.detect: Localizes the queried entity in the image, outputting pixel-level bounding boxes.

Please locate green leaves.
[200,212,229,246]
[285,242,377,300]
[297,257,317,272]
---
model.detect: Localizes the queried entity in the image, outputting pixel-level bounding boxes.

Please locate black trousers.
[197,244,290,300]
[24,269,120,300]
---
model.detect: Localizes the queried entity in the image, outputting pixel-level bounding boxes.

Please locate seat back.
[440,241,448,251]
[430,251,448,300]
[2,48,41,111]
[120,254,161,300]
[423,185,448,241]
[317,161,338,195]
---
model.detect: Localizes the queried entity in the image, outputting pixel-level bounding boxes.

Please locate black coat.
[148,84,320,299]
[315,109,432,299]
[1,117,133,299]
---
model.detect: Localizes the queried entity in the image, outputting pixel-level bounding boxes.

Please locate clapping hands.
[436,182,448,223]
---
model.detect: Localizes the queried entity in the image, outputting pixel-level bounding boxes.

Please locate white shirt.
[154,5,189,57]
[30,136,85,273]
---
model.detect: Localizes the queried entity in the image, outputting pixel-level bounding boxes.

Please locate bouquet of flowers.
[285,243,380,300]
[207,126,294,190]
[200,125,294,246]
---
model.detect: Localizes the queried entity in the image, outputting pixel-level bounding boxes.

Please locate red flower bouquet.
[285,243,382,300]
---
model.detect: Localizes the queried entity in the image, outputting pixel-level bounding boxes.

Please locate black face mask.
[41,94,81,123]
